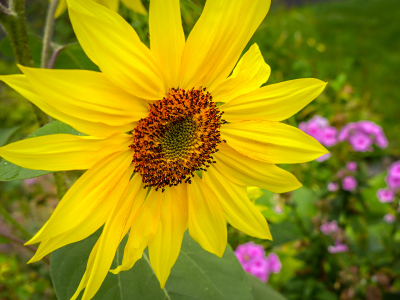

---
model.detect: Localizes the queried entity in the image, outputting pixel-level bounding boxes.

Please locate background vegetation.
[1,0,399,299]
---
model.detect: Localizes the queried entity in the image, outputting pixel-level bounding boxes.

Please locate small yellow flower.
[54,0,147,18]
[0,0,328,299]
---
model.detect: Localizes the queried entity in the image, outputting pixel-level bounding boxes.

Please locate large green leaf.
[247,274,287,300]
[269,220,303,246]
[291,187,317,230]
[53,43,98,71]
[51,231,254,300]
[0,121,82,181]
[0,126,19,147]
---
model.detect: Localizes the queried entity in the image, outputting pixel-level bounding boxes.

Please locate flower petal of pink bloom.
[327,182,339,192]
[346,161,357,172]
[384,213,396,224]
[266,253,282,273]
[342,176,357,191]
[377,189,395,203]
[328,240,348,253]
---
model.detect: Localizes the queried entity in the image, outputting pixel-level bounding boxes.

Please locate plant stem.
[0,205,32,239]
[0,0,32,66]
[40,0,70,199]
[183,0,202,14]
[0,0,50,126]
[41,0,58,69]
[53,171,68,199]
[0,229,49,264]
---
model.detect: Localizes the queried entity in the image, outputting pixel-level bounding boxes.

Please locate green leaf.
[291,187,318,230]
[51,230,253,300]
[269,220,303,246]
[53,43,99,71]
[0,121,82,181]
[0,126,19,147]
[247,274,287,300]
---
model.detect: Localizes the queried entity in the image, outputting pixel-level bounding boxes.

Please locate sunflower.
[54,0,147,18]
[0,0,328,299]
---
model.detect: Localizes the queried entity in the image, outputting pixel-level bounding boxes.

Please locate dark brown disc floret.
[131,88,226,191]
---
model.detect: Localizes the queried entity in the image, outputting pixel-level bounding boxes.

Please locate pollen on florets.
[131,88,226,191]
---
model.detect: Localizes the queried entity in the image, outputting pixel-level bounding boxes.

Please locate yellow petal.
[121,0,147,15]
[180,0,271,90]
[71,239,100,300]
[211,44,271,102]
[26,150,133,245]
[19,66,149,126]
[148,184,187,288]
[77,174,144,300]
[0,133,131,171]
[149,0,184,88]
[0,74,138,137]
[221,120,328,164]
[187,174,227,258]
[222,79,327,122]
[54,0,67,18]
[204,166,272,240]
[28,164,135,263]
[214,143,301,193]
[96,0,118,11]
[110,180,161,275]
[67,0,166,100]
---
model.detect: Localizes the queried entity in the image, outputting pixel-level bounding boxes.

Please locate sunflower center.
[160,117,198,160]
[131,88,225,191]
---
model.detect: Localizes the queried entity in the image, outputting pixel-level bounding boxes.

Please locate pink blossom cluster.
[338,121,388,152]
[235,242,281,282]
[327,161,358,192]
[320,220,339,235]
[375,161,400,223]
[387,161,400,191]
[299,115,338,162]
[328,240,349,254]
[320,220,349,253]
[376,161,400,204]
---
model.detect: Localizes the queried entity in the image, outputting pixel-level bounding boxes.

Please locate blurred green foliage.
[1,0,400,299]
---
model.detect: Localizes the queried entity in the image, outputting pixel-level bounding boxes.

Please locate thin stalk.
[53,171,68,199]
[0,0,32,66]
[0,229,49,264]
[41,0,70,199]
[183,0,202,14]
[41,0,58,69]
[0,205,32,239]
[0,0,50,125]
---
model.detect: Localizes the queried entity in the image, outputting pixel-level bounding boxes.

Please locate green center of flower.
[131,88,225,191]
[160,117,198,160]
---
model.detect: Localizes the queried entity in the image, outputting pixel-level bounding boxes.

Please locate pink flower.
[266,253,282,274]
[320,220,339,235]
[342,176,357,191]
[348,132,373,152]
[24,177,38,186]
[389,161,400,178]
[386,175,400,191]
[328,240,349,253]
[338,121,388,152]
[327,182,339,192]
[346,161,357,172]
[235,243,281,283]
[384,213,396,224]
[299,116,337,148]
[320,127,338,147]
[377,189,395,203]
